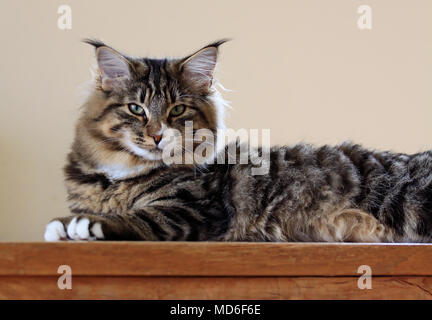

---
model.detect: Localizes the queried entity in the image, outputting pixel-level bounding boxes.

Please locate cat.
[44,39,432,242]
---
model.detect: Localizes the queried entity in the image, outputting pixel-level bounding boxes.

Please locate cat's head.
[73,39,228,179]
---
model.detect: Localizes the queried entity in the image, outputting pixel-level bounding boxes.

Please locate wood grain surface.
[0,242,431,276]
[1,242,431,299]
[1,276,432,300]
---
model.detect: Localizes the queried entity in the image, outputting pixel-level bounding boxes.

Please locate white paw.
[44,220,67,241]
[67,217,104,241]
[44,218,105,241]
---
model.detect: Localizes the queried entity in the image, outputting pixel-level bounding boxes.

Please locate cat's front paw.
[44,216,105,241]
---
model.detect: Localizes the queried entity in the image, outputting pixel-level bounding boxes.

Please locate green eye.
[128,103,145,116]
[170,105,186,117]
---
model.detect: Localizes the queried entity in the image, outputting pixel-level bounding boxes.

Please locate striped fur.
[45,41,432,242]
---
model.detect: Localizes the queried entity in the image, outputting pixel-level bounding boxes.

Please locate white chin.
[126,142,162,161]
[135,149,163,161]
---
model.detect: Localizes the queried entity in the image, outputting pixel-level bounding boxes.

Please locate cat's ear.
[84,39,132,91]
[96,47,132,91]
[180,39,229,92]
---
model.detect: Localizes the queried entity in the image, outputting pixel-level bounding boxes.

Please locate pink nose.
[152,134,162,145]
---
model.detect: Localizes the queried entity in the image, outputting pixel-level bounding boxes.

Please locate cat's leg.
[44,203,202,241]
[44,213,158,241]
[313,208,393,242]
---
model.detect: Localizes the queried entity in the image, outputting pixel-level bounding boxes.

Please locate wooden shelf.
[1,242,431,299]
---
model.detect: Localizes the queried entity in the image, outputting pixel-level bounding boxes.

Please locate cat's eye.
[169,105,186,117]
[128,103,146,116]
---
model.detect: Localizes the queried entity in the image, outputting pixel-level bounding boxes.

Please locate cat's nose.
[151,134,162,145]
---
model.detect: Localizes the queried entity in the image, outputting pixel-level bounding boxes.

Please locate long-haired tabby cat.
[44,39,432,242]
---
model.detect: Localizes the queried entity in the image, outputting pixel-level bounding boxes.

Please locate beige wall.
[1,0,431,241]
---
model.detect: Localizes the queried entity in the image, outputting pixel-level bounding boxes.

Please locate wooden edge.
[1,276,432,299]
[0,242,431,276]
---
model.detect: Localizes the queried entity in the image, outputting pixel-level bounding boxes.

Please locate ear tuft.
[83,38,107,49]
